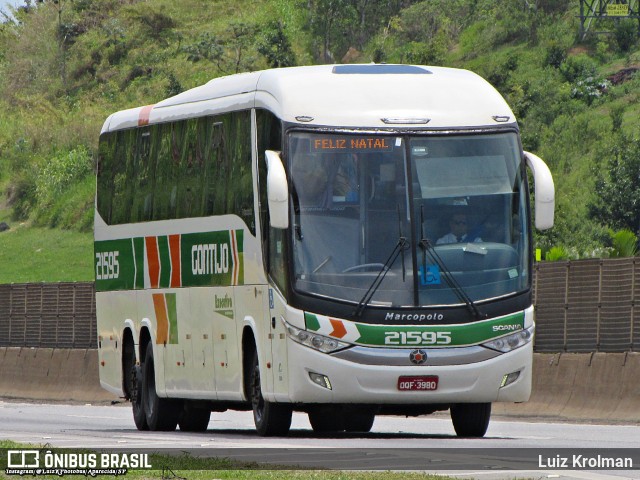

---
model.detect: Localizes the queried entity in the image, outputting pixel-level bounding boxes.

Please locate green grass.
[0,221,93,283]
[0,441,456,480]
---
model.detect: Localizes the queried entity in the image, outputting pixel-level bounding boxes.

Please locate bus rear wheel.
[450,403,491,437]
[131,363,148,431]
[249,351,292,436]
[142,346,181,431]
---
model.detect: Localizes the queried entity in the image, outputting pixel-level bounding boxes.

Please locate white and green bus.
[95,64,554,437]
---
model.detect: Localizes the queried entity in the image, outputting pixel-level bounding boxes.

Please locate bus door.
[266,287,289,399]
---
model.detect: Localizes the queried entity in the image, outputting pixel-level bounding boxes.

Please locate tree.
[306,0,356,63]
[225,21,258,73]
[257,21,296,68]
[589,137,640,234]
[608,228,638,257]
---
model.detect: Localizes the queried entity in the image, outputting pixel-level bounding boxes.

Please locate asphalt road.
[1,400,639,479]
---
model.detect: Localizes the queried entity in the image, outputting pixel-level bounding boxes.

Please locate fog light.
[500,371,521,388]
[309,372,332,390]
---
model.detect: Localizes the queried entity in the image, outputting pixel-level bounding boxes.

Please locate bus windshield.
[288,131,529,309]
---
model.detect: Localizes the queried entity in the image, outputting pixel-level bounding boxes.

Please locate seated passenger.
[437,213,482,245]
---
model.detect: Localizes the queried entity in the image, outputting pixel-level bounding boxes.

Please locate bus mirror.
[524,151,555,230]
[265,150,289,229]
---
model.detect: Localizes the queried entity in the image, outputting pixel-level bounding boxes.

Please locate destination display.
[310,136,395,153]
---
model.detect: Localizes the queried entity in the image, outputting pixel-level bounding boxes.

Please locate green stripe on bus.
[133,237,145,289]
[158,235,171,288]
[351,312,525,347]
[236,230,245,285]
[304,311,525,347]
[165,293,179,344]
[304,312,321,331]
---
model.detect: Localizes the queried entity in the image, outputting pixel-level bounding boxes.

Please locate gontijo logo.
[191,242,230,275]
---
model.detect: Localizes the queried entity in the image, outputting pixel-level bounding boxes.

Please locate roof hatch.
[332,64,432,75]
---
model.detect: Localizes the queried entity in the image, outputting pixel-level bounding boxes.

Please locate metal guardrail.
[1,258,639,352]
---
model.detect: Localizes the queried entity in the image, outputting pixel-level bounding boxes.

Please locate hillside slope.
[0,0,639,282]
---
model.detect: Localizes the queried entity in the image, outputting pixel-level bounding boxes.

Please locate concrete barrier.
[1,348,639,423]
[0,347,117,403]
[495,352,640,422]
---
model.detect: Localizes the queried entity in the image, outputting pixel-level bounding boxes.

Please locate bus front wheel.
[308,407,344,432]
[142,346,181,431]
[249,352,292,436]
[450,403,491,437]
[344,410,375,433]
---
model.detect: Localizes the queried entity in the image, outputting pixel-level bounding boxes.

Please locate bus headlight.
[482,326,534,353]
[284,322,350,353]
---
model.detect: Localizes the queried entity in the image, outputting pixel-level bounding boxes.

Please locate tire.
[179,402,211,432]
[131,363,148,431]
[249,351,292,436]
[308,407,345,433]
[343,411,375,433]
[450,402,491,438]
[142,346,180,431]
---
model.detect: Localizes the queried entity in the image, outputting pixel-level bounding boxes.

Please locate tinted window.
[96,111,255,232]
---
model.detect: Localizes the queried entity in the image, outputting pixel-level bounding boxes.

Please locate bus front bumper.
[284,338,532,405]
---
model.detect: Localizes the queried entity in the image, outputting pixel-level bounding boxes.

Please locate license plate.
[398,375,439,391]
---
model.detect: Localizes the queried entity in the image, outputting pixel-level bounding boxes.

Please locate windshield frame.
[279,124,533,325]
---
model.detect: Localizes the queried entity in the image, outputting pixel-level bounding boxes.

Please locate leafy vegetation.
[0,0,640,281]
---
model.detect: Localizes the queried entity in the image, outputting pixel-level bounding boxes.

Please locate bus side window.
[97,132,116,224]
[256,109,284,287]
[152,123,174,221]
[225,111,254,233]
[130,128,152,223]
[269,227,287,293]
[176,119,199,219]
[111,129,136,224]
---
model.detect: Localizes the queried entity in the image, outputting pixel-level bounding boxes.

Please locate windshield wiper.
[419,206,486,320]
[353,236,408,318]
[354,207,409,318]
[291,186,303,240]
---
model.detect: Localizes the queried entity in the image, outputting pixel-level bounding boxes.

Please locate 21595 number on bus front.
[385,331,452,346]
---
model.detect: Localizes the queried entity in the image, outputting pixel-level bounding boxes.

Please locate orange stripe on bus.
[329,319,347,339]
[145,236,161,288]
[138,104,154,126]
[169,234,181,288]
[231,230,239,285]
[153,293,169,344]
